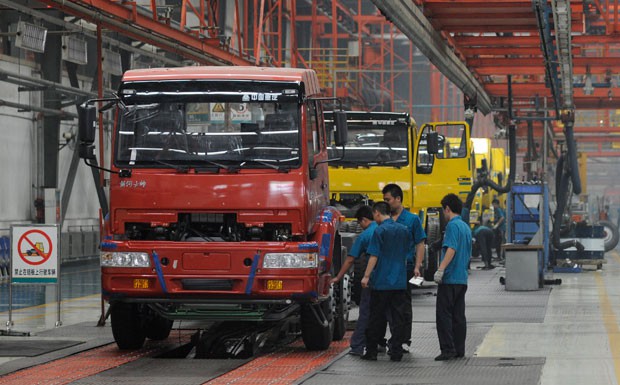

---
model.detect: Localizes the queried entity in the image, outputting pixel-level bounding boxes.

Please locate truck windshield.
[115,83,301,170]
[327,121,408,167]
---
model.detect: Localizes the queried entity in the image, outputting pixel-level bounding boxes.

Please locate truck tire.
[111,303,146,350]
[424,251,438,282]
[331,242,350,341]
[599,220,620,252]
[301,301,332,351]
[332,270,351,341]
[144,312,174,340]
[424,211,442,281]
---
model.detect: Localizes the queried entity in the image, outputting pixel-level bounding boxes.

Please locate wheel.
[598,220,619,252]
[110,302,146,350]
[331,242,350,341]
[332,269,351,341]
[144,310,174,340]
[301,301,333,351]
[424,211,442,281]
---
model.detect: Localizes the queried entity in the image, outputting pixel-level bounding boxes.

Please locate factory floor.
[1,251,620,385]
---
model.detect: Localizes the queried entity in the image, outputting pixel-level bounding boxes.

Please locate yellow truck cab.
[413,121,472,278]
[325,111,416,222]
[326,112,472,282]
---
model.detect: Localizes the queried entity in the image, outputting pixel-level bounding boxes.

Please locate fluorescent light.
[15,21,47,53]
[62,35,88,65]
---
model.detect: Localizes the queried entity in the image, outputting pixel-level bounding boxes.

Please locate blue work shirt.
[366,218,412,290]
[394,209,427,264]
[348,221,378,260]
[494,206,506,232]
[440,215,472,285]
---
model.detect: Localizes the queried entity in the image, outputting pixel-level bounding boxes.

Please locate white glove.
[434,269,444,284]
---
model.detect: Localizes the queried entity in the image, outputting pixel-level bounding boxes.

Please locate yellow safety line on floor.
[595,249,620,383]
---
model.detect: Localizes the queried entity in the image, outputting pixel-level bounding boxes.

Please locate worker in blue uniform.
[492,198,506,260]
[434,193,471,361]
[331,205,377,356]
[361,201,412,362]
[382,183,426,353]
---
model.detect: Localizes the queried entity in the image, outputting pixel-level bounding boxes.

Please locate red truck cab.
[79,67,349,351]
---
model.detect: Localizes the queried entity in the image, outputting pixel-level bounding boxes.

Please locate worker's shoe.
[390,354,403,362]
[361,352,377,361]
[434,352,457,361]
[348,348,364,356]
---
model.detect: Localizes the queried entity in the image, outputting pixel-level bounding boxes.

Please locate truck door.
[305,100,329,229]
[413,121,472,212]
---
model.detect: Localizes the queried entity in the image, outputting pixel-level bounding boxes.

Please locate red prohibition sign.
[18,229,53,266]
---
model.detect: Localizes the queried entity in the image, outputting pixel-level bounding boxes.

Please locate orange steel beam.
[582,151,620,157]
[468,57,620,69]
[37,0,254,66]
[475,65,617,75]
[553,126,620,134]
[571,136,620,143]
[454,35,542,46]
[460,47,550,56]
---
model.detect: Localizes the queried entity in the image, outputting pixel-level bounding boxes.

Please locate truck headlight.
[262,252,318,268]
[101,252,151,267]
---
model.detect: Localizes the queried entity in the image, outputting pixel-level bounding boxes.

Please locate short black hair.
[354,205,373,222]
[492,198,500,204]
[441,193,463,215]
[382,183,403,200]
[372,201,391,216]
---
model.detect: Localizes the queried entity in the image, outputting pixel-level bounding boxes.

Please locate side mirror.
[333,111,348,147]
[78,104,97,160]
[78,104,97,144]
[427,131,439,155]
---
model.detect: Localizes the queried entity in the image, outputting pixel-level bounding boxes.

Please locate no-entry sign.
[11,225,59,283]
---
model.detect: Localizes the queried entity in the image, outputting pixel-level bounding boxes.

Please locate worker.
[382,183,427,353]
[472,221,495,270]
[492,198,506,260]
[434,193,471,361]
[360,201,412,362]
[330,205,377,356]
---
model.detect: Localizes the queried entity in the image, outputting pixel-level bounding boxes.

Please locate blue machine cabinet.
[506,183,550,272]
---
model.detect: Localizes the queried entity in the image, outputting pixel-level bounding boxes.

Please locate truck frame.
[78,66,350,351]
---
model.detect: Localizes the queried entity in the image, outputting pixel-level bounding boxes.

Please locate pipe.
[551,154,584,253]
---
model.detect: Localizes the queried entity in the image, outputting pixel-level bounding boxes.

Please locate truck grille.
[181,279,234,291]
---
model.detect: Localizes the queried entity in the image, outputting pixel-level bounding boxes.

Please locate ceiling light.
[15,21,47,53]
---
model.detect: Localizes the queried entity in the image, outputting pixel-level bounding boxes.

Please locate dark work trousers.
[404,269,414,344]
[387,271,413,349]
[349,287,370,353]
[493,228,505,260]
[436,284,468,356]
[366,289,409,358]
[476,228,494,267]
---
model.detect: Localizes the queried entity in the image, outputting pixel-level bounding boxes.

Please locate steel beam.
[370,1,492,114]
[36,0,255,66]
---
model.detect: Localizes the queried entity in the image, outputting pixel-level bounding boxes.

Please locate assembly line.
[2,1,620,384]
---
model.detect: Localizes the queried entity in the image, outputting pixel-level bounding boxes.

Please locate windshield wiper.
[191,159,238,173]
[330,160,370,169]
[240,159,289,172]
[152,159,189,173]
